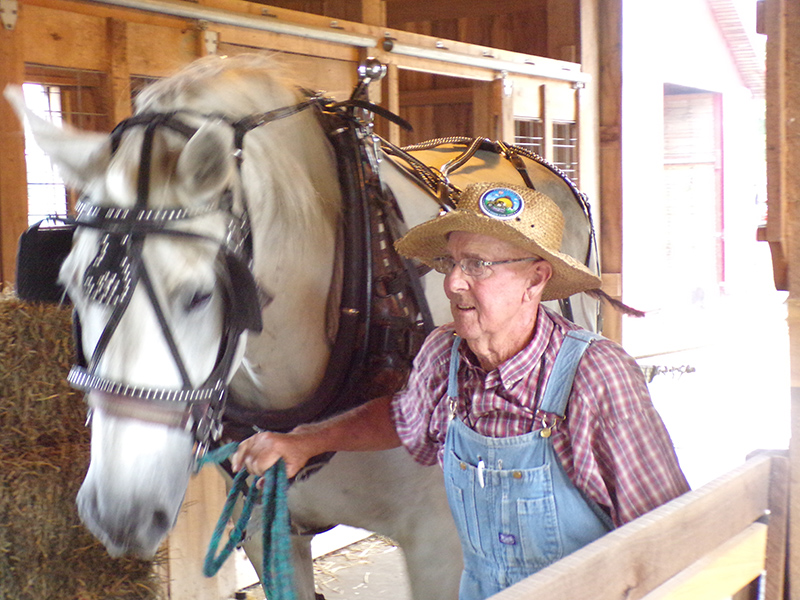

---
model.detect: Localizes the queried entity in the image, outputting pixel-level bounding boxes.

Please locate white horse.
[5,54,600,600]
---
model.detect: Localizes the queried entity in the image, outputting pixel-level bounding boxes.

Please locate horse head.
[4,57,339,558]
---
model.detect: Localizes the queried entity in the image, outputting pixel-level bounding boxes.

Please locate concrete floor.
[237,533,411,600]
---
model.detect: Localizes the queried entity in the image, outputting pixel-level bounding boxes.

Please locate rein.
[199,443,295,600]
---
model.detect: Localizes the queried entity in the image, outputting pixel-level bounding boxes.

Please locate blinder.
[15,219,75,303]
[221,248,264,334]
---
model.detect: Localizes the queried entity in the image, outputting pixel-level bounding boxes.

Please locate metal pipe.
[382,40,590,84]
[88,0,587,84]
[88,0,377,47]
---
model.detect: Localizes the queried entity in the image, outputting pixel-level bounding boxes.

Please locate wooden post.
[595,0,623,343]
[381,61,401,145]
[106,18,131,124]
[0,0,27,289]
[765,0,800,595]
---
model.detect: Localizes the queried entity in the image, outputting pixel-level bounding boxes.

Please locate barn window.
[22,66,109,224]
[514,118,544,157]
[21,84,68,225]
[552,121,578,186]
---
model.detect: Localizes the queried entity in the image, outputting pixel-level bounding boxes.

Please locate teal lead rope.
[199,442,296,600]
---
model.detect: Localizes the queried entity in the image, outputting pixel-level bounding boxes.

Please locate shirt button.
[512,471,523,479]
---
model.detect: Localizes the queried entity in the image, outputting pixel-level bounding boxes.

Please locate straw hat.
[395,181,601,301]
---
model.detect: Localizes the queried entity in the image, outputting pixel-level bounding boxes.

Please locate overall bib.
[443,330,613,600]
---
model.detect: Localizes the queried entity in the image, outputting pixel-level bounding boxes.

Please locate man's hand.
[230,396,401,482]
[231,428,318,480]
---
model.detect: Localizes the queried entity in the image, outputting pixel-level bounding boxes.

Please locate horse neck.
[233,111,343,410]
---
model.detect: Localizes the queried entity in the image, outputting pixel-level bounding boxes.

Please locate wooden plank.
[0,5,27,288]
[386,0,542,26]
[640,522,767,600]
[472,80,493,139]
[213,24,360,63]
[26,0,190,29]
[512,78,543,120]
[400,86,472,107]
[764,454,789,600]
[127,21,198,77]
[22,4,108,70]
[387,54,496,82]
[360,0,385,27]
[543,82,577,122]
[165,467,237,600]
[488,455,772,600]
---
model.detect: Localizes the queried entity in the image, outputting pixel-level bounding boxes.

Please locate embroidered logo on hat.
[479,187,524,220]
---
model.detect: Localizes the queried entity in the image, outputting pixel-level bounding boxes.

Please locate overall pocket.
[503,463,563,568]
[444,450,484,557]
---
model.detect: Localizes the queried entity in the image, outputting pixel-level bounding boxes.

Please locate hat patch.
[479,187,525,221]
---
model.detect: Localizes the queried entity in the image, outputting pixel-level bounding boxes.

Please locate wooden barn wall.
[0,0,592,291]
[265,0,581,62]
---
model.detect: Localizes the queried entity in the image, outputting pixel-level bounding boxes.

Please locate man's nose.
[444,264,469,294]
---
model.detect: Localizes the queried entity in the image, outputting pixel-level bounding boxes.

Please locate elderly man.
[232,181,689,599]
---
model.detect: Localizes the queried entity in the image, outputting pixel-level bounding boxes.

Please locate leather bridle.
[66,104,314,466]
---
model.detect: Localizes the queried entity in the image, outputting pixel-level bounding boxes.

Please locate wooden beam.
[489,455,773,600]
[0,6,27,289]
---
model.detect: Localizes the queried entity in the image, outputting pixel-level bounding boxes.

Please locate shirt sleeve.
[390,327,452,467]
[564,340,691,526]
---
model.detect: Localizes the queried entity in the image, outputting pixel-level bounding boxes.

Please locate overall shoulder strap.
[539,329,603,417]
[447,335,463,400]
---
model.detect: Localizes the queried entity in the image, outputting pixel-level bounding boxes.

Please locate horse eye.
[186,290,213,311]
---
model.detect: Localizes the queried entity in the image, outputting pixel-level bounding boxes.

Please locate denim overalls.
[443,331,613,600]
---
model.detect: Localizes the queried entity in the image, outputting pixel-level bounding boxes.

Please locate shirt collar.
[458,306,555,389]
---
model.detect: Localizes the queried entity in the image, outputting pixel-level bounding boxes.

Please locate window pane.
[553,121,578,186]
[22,83,68,225]
[514,118,544,157]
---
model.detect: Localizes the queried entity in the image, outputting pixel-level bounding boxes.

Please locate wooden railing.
[490,453,788,600]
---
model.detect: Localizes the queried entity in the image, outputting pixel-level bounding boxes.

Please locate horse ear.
[3,85,112,188]
[176,121,233,198]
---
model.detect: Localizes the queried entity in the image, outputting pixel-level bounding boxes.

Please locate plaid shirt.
[391,306,690,526]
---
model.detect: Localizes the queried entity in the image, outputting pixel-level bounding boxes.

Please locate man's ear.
[525,260,552,301]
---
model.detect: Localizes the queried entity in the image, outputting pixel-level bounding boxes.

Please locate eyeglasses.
[431,256,542,279]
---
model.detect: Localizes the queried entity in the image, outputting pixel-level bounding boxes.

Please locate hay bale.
[0,294,161,600]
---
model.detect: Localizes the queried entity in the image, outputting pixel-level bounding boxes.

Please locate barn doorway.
[662,84,724,308]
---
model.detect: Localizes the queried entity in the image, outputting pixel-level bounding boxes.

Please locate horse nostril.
[152,509,171,534]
